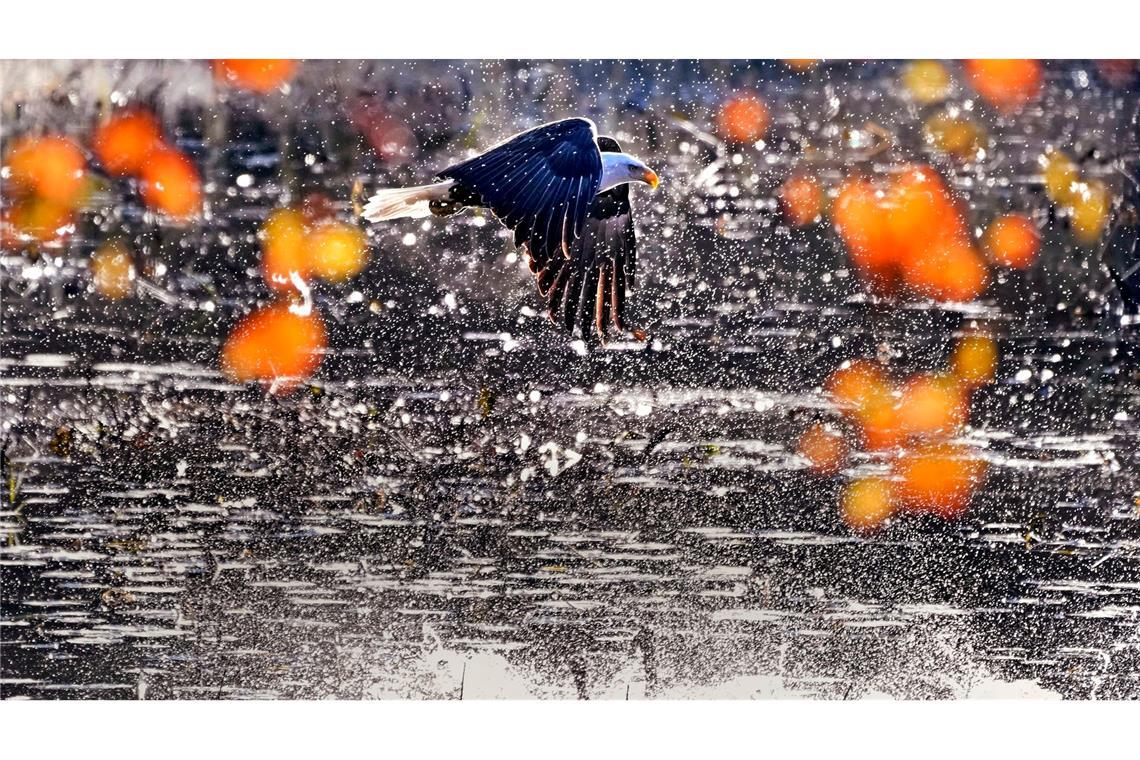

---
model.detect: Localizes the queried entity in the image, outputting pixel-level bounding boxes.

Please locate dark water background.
[3,60,1140,699]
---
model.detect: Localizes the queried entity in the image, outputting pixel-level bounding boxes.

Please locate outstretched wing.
[535,136,638,339]
[437,117,603,265]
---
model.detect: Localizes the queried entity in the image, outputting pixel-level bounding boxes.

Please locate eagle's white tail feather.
[361,181,455,222]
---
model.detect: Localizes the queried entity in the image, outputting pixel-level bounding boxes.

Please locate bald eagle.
[362,117,658,339]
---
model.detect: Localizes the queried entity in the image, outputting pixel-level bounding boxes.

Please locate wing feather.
[438,118,602,263]
[549,137,639,340]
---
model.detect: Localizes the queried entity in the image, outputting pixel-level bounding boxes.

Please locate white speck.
[287,272,313,316]
[1015,369,1032,383]
[236,174,253,188]
[402,233,417,246]
[528,390,541,403]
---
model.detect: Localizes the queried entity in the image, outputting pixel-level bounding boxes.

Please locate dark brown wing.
[536,136,638,339]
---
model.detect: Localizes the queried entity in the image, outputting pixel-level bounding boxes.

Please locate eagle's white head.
[599,152,660,194]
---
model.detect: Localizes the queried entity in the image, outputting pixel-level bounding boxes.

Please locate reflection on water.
[2,60,1140,699]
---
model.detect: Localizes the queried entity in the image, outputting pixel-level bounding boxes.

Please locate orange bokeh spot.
[903,239,988,303]
[6,135,87,207]
[91,241,135,299]
[797,423,848,476]
[784,59,819,72]
[826,360,902,450]
[984,213,1040,269]
[860,399,904,451]
[951,333,999,389]
[1041,150,1079,204]
[213,59,298,94]
[842,477,895,534]
[307,221,369,282]
[886,166,966,263]
[924,112,985,160]
[902,60,952,105]
[836,167,982,303]
[261,208,310,291]
[826,359,892,414]
[139,148,202,219]
[780,172,823,227]
[93,110,164,176]
[896,373,968,439]
[833,177,899,287]
[221,304,326,393]
[716,91,770,144]
[895,442,987,519]
[1070,181,1110,246]
[5,196,74,244]
[964,59,1043,113]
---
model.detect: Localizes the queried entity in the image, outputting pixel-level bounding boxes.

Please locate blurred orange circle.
[964,59,1042,113]
[887,166,965,263]
[834,177,899,282]
[784,59,819,72]
[307,221,369,282]
[213,59,298,94]
[221,304,326,393]
[951,333,999,389]
[6,134,87,206]
[93,110,165,176]
[895,442,987,518]
[903,240,988,303]
[842,477,895,534]
[984,213,1040,269]
[91,241,136,299]
[780,172,823,227]
[716,91,770,144]
[6,196,74,244]
[826,359,892,415]
[825,360,902,450]
[797,423,848,476]
[261,208,310,291]
[1041,150,1079,204]
[1070,181,1110,246]
[139,148,202,219]
[896,373,968,439]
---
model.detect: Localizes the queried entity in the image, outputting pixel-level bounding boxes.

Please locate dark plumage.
[437,117,602,265]
[363,117,657,340]
[533,136,638,337]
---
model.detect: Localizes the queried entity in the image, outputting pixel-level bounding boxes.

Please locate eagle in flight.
[361,117,658,339]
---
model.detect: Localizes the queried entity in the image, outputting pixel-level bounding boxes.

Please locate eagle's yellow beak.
[644,168,660,189]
